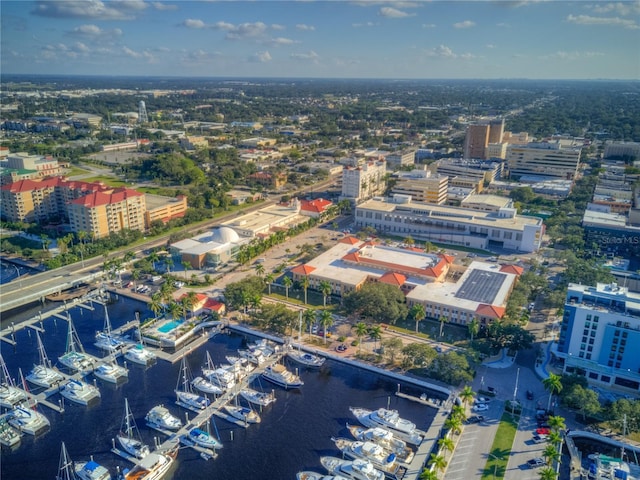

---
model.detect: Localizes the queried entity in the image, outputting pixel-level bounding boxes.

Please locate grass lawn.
[81,175,128,187]
[65,165,90,176]
[482,412,518,479]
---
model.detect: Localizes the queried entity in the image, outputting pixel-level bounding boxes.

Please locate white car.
[472,403,489,412]
[475,397,490,404]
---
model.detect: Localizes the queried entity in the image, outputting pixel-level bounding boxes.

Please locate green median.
[482,412,518,479]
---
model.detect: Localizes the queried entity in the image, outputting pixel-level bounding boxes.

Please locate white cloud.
[566,14,639,29]
[74,42,90,53]
[264,37,298,47]
[422,23,436,28]
[486,44,496,49]
[182,18,207,29]
[540,50,605,60]
[151,2,178,10]
[296,23,315,31]
[496,22,511,28]
[453,20,475,29]
[215,21,268,39]
[353,22,378,27]
[379,7,415,18]
[271,24,286,30]
[250,51,272,63]
[32,0,146,20]
[352,1,422,7]
[122,45,155,62]
[590,2,640,16]
[425,44,475,59]
[291,50,319,61]
[69,24,123,38]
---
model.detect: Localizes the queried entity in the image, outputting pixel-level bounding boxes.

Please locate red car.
[536,427,551,436]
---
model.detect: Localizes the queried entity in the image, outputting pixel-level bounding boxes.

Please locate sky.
[2,0,640,80]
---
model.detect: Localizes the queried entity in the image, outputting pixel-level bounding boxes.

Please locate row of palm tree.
[352,322,383,352]
[537,414,566,480]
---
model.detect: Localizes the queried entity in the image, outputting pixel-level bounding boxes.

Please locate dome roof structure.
[211,226,240,244]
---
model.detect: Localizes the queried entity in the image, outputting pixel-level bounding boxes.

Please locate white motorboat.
[332,437,400,476]
[203,367,236,391]
[145,405,182,431]
[59,378,101,405]
[223,404,261,424]
[8,405,50,436]
[26,332,65,388]
[117,398,150,459]
[297,473,349,480]
[238,348,267,365]
[0,353,27,409]
[184,424,223,450]
[75,458,112,480]
[288,311,326,368]
[349,407,422,446]
[93,359,128,384]
[191,376,223,395]
[124,343,156,366]
[175,357,210,410]
[247,338,277,357]
[0,415,21,448]
[120,452,174,480]
[94,305,125,352]
[320,457,385,480]
[347,424,414,464]
[240,387,276,407]
[261,363,304,389]
[58,315,94,374]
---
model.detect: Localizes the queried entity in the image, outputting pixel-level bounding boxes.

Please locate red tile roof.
[475,304,506,319]
[500,264,524,276]
[69,188,143,208]
[378,272,406,286]
[339,236,361,245]
[300,198,332,213]
[342,250,448,279]
[291,264,316,275]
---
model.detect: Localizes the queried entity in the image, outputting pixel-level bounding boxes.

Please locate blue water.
[1,296,443,479]
[158,320,182,334]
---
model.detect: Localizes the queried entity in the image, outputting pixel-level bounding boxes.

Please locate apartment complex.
[391,169,448,204]
[506,141,582,180]
[604,142,640,160]
[463,119,504,159]
[556,283,640,395]
[385,149,416,169]
[354,195,544,253]
[340,159,386,203]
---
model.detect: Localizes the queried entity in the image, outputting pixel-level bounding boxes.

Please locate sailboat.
[183,419,223,450]
[0,353,27,408]
[26,332,65,388]
[58,314,94,374]
[0,414,22,448]
[117,398,150,460]
[240,386,276,407]
[223,396,261,424]
[287,311,326,368]
[124,318,156,366]
[95,304,125,352]
[59,378,101,405]
[8,370,50,436]
[175,356,210,411]
[56,442,75,480]
[93,353,128,384]
[202,351,235,392]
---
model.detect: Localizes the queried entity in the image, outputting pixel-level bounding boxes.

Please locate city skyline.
[1,0,639,80]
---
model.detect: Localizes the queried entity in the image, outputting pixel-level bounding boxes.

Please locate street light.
[12,265,22,288]
[488,453,499,480]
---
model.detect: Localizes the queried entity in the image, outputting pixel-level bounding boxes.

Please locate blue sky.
[2,0,639,79]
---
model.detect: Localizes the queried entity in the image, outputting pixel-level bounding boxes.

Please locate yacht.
[119,452,174,480]
[238,348,267,366]
[117,398,150,460]
[332,437,399,476]
[59,378,101,405]
[223,404,261,424]
[347,424,414,464]
[0,353,27,409]
[124,343,156,366]
[145,405,182,431]
[26,332,65,388]
[94,305,125,353]
[0,415,21,448]
[297,473,350,480]
[349,407,423,446]
[175,357,210,411]
[261,363,304,389]
[287,348,326,368]
[8,405,50,436]
[240,387,276,407]
[320,457,385,480]
[203,367,236,391]
[191,376,223,395]
[93,359,128,384]
[184,425,223,450]
[247,338,277,358]
[58,315,94,374]
[75,459,112,480]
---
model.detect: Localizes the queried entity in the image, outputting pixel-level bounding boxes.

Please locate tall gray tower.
[138,100,148,124]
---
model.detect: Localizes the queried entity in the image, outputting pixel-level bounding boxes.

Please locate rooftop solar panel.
[455,269,507,304]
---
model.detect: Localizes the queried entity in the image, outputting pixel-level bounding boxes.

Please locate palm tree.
[186,291,199,317]
[419,469,439,480]
[468,318,480,342]
[149,251,159,271]
[131,268,141,289]
[547,415,566,433]
[547,431,562,447]
[123,250,135,264]
[303,309,316,338]
[451,405,466,423]
[439,315,447,338]
[165,257,174,273]
[444,416,462,435]
[538,466,558,480]
[167,301,182,320]
[301,275,310,304]
[428,453,447,477]
[283,276,293,299]
[319,280,332,307]
[410,304,426,333]
[319,310,333,345]
[543,373,563,411]
[148,293,164,318]
[459,385,475,407]
[353,322,368,352]
[438,436,455,458]
[254,262,265,277]
[180,295,194,320]
[181,261,191,280]
[542,444,560,466]
[368,325,383,352]
[264,273,275,295]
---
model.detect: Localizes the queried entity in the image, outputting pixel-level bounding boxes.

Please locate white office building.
[340,159,387,203]
[506,142,582,180]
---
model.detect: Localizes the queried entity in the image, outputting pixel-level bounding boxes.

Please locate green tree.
[368,325,383,352]
[168,301,182,320]
[319,280,332,307]
[254,262,265,277]
[419,469,438,480]
[409,304,426,333]
[343,282,408,325]
[428,453,447,477]
[439,315,447,338]
[401,343,437,370]
[353,322,368,352]
[543,373,563,412]
[537,466,558,480]
[301,275,310,304]
[148,293,164,318]
[318,310,333,345]
[542,444,560,466]
[459,385,475,406]
[283,276,293,299]
[181,261,191,280]
[547,415,566,433]
[303,308,316,338]
[381,337,403,364]
[563,384,601,421]
[438,436,455,459]
[444,416,462,435]
[468,318,480,342]
[264,273,275,295]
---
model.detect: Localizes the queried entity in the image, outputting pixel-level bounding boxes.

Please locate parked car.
[466,415,485,424]
[526,390,534,400]
[536,427,551,436]
[475,396,490,404]
[472,404,489,412]
[532,434,547,444]
[527,458,545,468]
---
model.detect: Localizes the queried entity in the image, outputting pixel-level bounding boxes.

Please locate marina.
[1,294,449,479]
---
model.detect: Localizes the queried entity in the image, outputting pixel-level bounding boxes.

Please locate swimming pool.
[158,320,182,334]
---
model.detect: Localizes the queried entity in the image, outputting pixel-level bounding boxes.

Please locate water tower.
[138,100,148,124]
